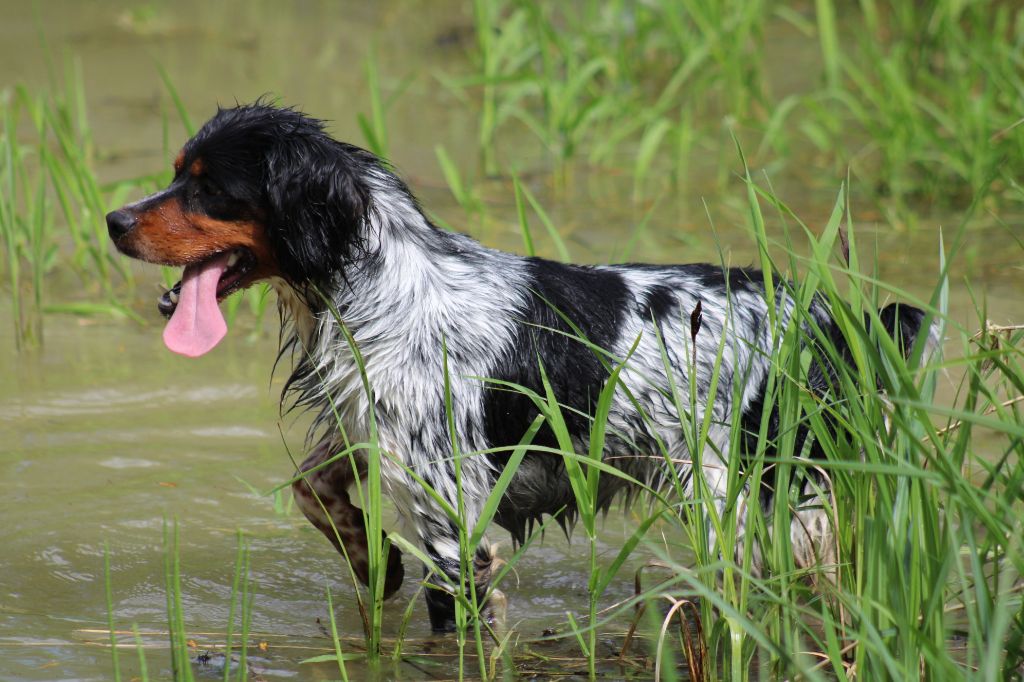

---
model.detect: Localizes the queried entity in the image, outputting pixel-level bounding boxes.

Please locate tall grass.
[13,3,1013,677]
[818,0,1024,208]
[453,0,1023,211]
[93,174,1023,680]
[0,76,132,346]
[0,88,50,347]
[531,348,669,679]
[0,61,158,348]
[268,172,1020,680]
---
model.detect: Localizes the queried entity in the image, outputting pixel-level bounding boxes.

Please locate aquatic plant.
[96,164,1023,678]
[457,0,1023,211]
[104,524,256,682]
[822,0,1024,209]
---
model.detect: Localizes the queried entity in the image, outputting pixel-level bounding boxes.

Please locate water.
[2,1,1021,679]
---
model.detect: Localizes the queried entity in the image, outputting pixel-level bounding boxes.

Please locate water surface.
[2,1,1021,679]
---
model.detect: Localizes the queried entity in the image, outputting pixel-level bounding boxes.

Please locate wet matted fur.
[107,102,936,632]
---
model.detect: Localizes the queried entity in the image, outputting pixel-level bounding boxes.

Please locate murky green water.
[1,303,655,679]
[2,1,1022,680]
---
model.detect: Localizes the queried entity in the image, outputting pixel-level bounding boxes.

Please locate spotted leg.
[292,439,405,598]
[789,481,838,586]
[421,539,500,633]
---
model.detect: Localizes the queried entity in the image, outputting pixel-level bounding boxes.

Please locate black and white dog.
[106,103,934,631]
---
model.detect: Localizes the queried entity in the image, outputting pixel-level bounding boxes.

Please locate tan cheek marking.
[128,200,281,278]
[187,214,281,280]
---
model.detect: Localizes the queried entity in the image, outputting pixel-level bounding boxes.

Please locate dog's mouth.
[157,248,255,316]
[158,247,256,358]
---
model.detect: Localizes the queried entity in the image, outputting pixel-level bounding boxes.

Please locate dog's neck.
[271,168,526,442]
[272,169,442,351]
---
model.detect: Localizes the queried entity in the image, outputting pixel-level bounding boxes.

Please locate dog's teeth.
[168,290,179,303]
[227,252,239,267]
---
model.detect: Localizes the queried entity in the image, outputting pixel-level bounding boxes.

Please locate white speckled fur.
[282,170,530,559]
[272,159,935,624]
[279,168,824,581]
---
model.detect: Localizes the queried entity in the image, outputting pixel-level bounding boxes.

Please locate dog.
[106,102,935,632]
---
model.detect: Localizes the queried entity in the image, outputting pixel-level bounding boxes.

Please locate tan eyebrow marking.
[173,149,185,173]
[189,158,204,176]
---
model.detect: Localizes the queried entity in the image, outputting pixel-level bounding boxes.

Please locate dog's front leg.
[421,537,498,633]
[292,439,405,598]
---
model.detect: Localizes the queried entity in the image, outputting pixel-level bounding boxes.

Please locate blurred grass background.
[1,0,1022,347]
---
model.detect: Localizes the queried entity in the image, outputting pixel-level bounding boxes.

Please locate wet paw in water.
[484,588,507,630]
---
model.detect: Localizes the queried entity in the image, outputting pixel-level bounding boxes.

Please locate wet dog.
[107,102,935,631]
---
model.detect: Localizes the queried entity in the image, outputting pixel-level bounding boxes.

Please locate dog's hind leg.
[292,439,405,598]
[790,490,838,585]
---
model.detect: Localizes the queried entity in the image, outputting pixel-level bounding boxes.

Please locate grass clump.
[103,524,255,682]
[810,0,1024,209]
[92,171,1023,679]
[452,0,1024,211]
[0,79,139,347]
[276,174,1021,680]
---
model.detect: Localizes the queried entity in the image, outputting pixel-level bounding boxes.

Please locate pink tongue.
[162,253,231,357]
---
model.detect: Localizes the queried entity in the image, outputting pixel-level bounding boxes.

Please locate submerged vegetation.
[3,0,1023,680]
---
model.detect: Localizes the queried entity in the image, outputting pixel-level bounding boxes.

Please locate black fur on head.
[180,100,379,286]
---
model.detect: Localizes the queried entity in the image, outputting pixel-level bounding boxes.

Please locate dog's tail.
[804,300,939,404]
[873,302,941,366]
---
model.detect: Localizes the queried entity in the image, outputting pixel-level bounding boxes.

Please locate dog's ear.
[264,135,371,285]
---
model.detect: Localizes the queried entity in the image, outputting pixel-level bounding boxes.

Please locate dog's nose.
[106,209,136,241]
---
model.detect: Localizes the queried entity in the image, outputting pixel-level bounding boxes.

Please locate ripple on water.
[98,456,159,469]
[0,383,259,419]
[191,425,269,438]
[39,547,94,583]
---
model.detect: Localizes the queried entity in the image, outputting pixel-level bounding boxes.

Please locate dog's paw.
[482,588,507,630]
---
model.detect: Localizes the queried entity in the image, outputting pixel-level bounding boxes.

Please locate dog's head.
[106,102,374,356]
